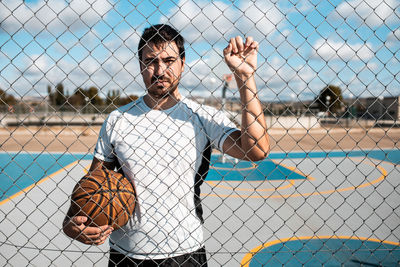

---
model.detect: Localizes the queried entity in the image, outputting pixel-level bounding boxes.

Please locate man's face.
[140,41,185,99]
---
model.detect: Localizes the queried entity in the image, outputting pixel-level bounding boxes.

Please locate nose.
[154,61,167,76]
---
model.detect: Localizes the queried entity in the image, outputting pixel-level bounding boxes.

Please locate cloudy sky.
[0,0,399,102]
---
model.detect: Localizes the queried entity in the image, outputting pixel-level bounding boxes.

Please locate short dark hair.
[138,24,185,61]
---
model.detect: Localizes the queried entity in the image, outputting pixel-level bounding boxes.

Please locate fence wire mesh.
[0,0,399,266]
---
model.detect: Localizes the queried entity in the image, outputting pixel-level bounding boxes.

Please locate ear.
[181,57,185,72]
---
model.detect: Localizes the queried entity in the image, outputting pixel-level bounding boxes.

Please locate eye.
[144,59,153,65]
[143,58,156,66]
[164,58,176,64]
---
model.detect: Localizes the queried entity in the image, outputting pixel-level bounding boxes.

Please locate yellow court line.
[83,164,91,174]
[205,160,316,194]
[282,163,387,198]
[210,162,257,171]
[202,159,388,199]
[241,235,400,267]
[276,163,316,181]
[205,159,315,192]
[0,160,80,206]
[206,180,295,192]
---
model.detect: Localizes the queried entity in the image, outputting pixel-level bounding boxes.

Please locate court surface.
[0,149,399,266]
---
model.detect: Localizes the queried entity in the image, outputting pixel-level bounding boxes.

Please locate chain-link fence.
[1,0,399,266]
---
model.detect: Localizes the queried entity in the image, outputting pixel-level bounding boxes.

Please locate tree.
[315,85,344,114]
[68,86,105,108]
[54,83,66,106]
[47,85,54,105]
[106,90,138,106]
[87,86,104,106]
[118,94,138,106]
[106,90,120,106]
[47,83,68,106]
[68,88,86,107]
[0,88,16,105]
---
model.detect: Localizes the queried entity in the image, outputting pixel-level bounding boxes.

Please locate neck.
[143,91,181,110]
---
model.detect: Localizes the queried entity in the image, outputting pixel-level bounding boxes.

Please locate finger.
[99,224,114,232]
[94,238,107,245]
[79,227,112,244]
[71,216,88,226]
[244,40,259,55]
[223,43,232,57]
[79,231,101,242]
[83,225,113,236]
[94,232,111,245]
[251,40,259,50]
[235,36,244,53]
[230,37,238,54]
[64,216,88,237]
[94,239,106,245]
[245,36,254,48]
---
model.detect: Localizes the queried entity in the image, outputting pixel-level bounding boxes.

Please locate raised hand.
[223,36,259,77]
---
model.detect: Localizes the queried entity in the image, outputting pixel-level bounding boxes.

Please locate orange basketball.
[70,168,135,230]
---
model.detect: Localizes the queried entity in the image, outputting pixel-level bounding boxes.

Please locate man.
[63,24,269,266]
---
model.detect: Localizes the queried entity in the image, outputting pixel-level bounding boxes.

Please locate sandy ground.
[0,125,398,154]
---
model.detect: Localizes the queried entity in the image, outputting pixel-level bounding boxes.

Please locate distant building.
[20,96,45,106]
[352,96,399,120]
[190,95,400,121]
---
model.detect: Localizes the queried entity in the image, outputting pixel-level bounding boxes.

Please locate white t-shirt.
[94,96,237,259]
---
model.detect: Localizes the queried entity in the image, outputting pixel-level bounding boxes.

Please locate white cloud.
[257,61,324,100]
[23,54,52,77]
[103,28,141,64]
[386,29,400,50]
[295,0,315,13]
[161,0,236,44]
[0,0,113,35]
[161,0,283,44]
[181,49,229,95]
[236,0,282,38]
[56,54,141,94]
[312,39,374,62]
[335,0,398,28]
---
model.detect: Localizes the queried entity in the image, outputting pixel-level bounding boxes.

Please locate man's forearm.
[235,73,270,160]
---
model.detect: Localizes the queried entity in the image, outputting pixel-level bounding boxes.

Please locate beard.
[147,74,181,99]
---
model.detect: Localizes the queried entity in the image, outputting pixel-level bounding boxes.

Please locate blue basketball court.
[0,149,399,266]
[0,152,91,203]
[242,236,400,266]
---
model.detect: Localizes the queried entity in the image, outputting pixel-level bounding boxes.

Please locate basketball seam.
[88,192,104,223]
[105,169,114,226]
[116,176,134,223]
[115,175,125,223]
[83,173,105,225]
[73,176,104,200]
